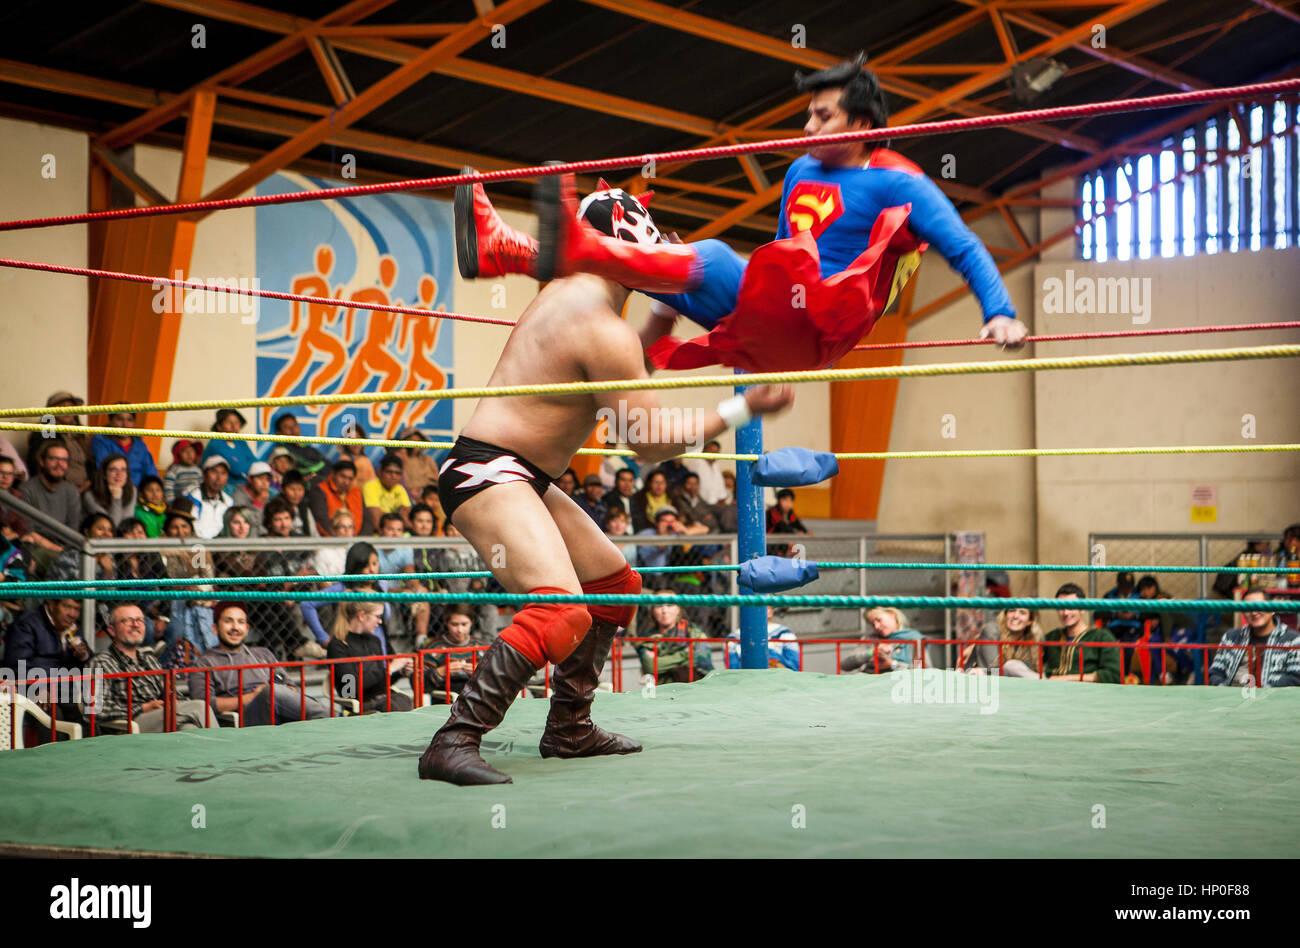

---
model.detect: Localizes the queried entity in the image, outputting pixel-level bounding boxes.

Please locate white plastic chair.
[0,691,83,749]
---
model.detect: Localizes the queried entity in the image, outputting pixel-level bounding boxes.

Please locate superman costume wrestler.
[455,54,1028,371]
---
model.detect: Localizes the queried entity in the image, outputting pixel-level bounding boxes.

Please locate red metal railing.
[5,635,1296,747]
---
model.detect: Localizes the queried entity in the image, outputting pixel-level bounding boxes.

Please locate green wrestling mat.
[0,671,1294,858]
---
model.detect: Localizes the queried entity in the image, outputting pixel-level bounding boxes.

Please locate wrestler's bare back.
[461,274,642,476]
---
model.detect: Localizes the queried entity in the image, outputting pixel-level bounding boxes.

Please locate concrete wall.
[0,116,88,464]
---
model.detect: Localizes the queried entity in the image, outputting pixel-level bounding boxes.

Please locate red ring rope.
[1,78,1296,233]
[0,257,516,328]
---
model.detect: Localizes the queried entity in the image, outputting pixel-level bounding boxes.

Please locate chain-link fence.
[1088,531,1296,600]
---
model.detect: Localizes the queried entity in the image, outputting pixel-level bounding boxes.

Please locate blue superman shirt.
[649,149,1015,328]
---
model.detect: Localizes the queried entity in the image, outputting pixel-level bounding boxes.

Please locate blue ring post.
[734,373,767,668]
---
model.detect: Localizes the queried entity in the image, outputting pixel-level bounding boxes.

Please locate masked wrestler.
[419,192,794,786]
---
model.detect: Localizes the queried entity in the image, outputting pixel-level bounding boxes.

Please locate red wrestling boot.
[535,172,699,289]
[539,564,643,758]
[454,166,538,280]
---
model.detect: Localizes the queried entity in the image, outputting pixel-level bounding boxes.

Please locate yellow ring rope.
[0,343,1295,420]
[2,422,1295,462]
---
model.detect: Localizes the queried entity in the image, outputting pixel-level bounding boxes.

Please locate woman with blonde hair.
[841,606,924,673]
[964,607,1043,678]
[328,601,414,712]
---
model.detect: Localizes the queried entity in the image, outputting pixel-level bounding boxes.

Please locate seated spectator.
[82,453,136,526]
[962,607,1042,677]
[337,420,377,486]
[163,439,203,503]
[272,412,328,481]
[636,506,690,569]
[556,468,579,498]
[183,456,235,540]
[375,512,415,575]
[314,510,357,579]
[1042,583,1120,683]
[420,604,490,703]
[419,483,445,526]
[134,475,167,537]
[766,488,809,556]
[19,438,82,560]
[255,497,319,660]
[604,508,636,566]
[725,606,800,669]
[685,440,728,504]
[112,517,166,642]
[395,427,439,498]
[28,392,90,490]
[159,503,217,659]
[47,513,119,637]
[267,446,295,493]
[2,598,87,675]
[1,518,32,627]
[673,472,719,534]
[87,603,218,732]
[201,409,256,484]
[635,593,714,684]
[602,467,637,522]
[840,607,924,673]
[574,474,608,526]
[231,461,274,531]
[1208,587,1300,688]
[658,457,691,492]
[213,507,260,580]
[1096,570,1140,637]
[278,469,317,536]
[408,503,446,641]
[362,453,412,533]
[308,459,367,537]
[300,542,392,654]
[631,468,672,533]
[713,470,738,533]
[0,453,25,524]
[187,602,328,726]
[327,601,413,712]
[90,408,157,487]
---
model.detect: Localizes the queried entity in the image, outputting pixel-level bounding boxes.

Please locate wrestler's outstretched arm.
[583,316,793,464]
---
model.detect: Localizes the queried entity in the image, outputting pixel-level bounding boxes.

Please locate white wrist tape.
[716,394,753,429]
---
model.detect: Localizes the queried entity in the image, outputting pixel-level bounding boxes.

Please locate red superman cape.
[647,205,928,373]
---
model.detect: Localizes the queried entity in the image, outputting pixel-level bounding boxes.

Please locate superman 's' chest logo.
[785,181,844,238]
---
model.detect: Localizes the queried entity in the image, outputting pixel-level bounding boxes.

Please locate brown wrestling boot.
[538,619,642,759]
[454,166,539,279]
[418,638,538,786]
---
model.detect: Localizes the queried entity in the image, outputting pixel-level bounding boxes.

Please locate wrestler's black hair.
[794,52,888,129]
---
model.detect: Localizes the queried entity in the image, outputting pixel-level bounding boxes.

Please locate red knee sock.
[498,589,592,666]
[581,563,642,629]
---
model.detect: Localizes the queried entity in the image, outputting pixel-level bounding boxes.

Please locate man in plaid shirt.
[1209,588,1300,688]
[84,603,219,731]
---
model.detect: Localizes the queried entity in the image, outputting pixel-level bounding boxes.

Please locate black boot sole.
[454,165,479,281]
[534,161,564,283]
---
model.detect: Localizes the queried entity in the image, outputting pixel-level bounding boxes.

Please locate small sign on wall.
[1190,484,1217,523]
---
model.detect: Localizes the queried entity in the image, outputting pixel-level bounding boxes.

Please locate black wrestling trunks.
[437,435,555,524]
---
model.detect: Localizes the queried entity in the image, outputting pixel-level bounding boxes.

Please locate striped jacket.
[1208,622,1300,687]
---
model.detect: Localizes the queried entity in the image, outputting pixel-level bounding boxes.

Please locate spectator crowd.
[2,391,1297,745]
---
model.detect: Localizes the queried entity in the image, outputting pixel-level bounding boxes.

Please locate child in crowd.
[164,439,203,502]
[135,475,167,537]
